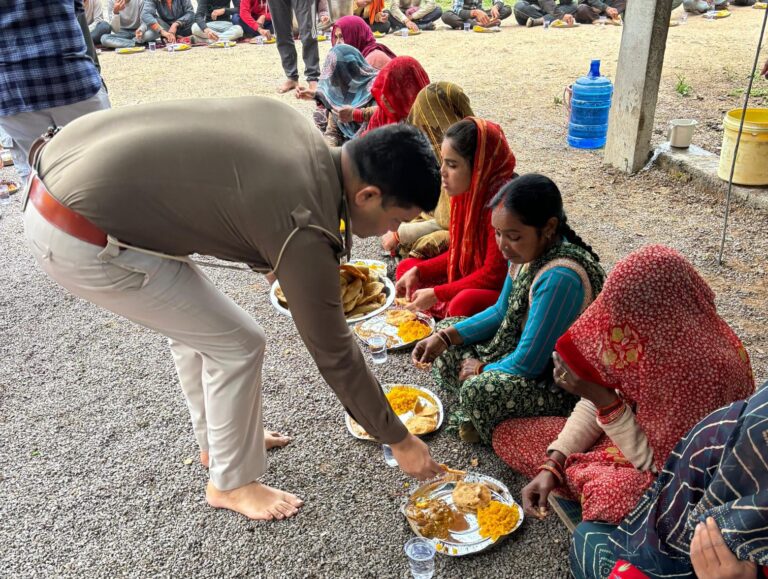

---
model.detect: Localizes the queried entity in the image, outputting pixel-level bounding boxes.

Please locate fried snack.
[405,499,454,539]
[414,400,439,418]
[394,297,410,307]
[274,286,287,307]
[477,500,520,542]
[340,263,368,281]
[452,481,492,512]
[405,415,437,435]
[386,309,417,326]
[347,302,381,318]
[439,464,467,482]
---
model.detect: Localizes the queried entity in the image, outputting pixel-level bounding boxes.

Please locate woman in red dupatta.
[492,245,754,525]
[395,118,515,318]
[359,56,429,135]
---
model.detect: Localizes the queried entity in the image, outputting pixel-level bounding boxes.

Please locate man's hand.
[553,352,617,407]
[205,28,219,41]
[605,6,619,18]
[490,4,500,20]
[211,7,226,19]
[161,29,176,44]
[113,0,126,13]
[320,15,331,24]
[405,288,438,312]
[295,86,316,100]
[406,19,419,31]
[381,231,399,252]
[259,27,273,40]
[691,517,757,579]
[390,433,443,480]
[459,358,484,382]
[135,28,144,40]
[395,267,419,299]
[472,9,490,25]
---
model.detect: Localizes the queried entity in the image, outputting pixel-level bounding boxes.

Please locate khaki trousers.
[24,201,266,491]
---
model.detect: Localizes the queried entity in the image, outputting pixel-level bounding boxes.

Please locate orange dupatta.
[447,118,516,283]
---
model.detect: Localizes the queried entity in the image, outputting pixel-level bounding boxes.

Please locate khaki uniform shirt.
[38,96,408,444]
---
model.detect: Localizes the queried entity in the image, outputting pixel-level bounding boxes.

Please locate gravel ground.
[2,6,768,578]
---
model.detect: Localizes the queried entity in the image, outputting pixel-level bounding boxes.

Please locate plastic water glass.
[148,41,156,52]
[679,11,688,24]
[463,21,471,32]
[400,27,409,38]
[0,184,10,206]
[368,335,387,364]
[705,9,716,20]
[404,538,436,579]
[598,15,607,27]
[254,36,265,45]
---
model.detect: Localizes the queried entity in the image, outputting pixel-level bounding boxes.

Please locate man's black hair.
[344,124,441,212]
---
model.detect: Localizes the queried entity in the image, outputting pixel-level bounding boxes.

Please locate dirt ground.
[89,4,768,378]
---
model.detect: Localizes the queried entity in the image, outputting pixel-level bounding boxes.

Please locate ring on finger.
[558,370,568,382]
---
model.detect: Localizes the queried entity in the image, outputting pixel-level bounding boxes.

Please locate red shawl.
[331,15,396,59]
[556,245,754,523]
[447,117,516,283]
[363,56,429,134]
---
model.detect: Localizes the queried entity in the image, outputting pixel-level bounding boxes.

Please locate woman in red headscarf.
[395,117,514,319]
[492,245,754,525]
[332,15,396,70]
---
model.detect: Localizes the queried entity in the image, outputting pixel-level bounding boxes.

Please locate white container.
[669,119,697,148]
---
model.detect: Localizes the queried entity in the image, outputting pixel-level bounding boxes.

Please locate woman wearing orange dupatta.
[493,245,754,526]
[353,0,391,34]
[395,118,514,319]
[357,56,429,135]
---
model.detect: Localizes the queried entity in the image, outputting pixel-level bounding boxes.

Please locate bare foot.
[265,430,292,450]
[264,271,277,285]
[307,80,318,91]
[277,79,299,94]
[200,450,210,468]
[207,481,304,520]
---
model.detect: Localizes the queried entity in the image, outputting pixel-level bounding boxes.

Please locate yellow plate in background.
[116,46,145,54]
[209,40,236,48]
[715,9,731,17]
[373,31,385,38]
[265,37,276,44]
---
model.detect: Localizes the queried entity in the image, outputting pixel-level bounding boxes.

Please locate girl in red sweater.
[395,117,515,318]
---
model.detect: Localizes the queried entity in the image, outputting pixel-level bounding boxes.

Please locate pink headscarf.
[331,15,396,59]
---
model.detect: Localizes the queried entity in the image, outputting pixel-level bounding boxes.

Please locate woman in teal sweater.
[412,174,605,444]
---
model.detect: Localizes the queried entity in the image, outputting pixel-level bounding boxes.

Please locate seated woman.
[493,245,754,529]
[381,82,474,260]
[299,45,378,146]
[353,0,392,34]
[411,173,605,444]
[571,382,767,579]
[331,15,396,70]
[357,56,429,135]
[682,0,728,13]
[395,118,514,321]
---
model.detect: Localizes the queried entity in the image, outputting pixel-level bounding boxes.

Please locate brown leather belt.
[28,175,108,247]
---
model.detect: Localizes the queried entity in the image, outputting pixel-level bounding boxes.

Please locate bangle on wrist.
[474,363,485,375]
[436,330,452,348]
[538,464,564,485]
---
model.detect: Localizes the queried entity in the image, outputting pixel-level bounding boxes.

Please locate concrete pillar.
[604,0,673,173]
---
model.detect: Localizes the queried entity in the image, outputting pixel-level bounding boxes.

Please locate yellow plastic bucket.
[718,108,768,186]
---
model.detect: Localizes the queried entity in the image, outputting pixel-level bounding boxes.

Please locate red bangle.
[474,363,486,375]
[538,464,564,485]
[597,403,627,425]
[597,397,623,417]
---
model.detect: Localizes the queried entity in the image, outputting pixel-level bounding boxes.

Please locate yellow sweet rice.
[385,386,421,414]
[477,500,520,542]
[397,320,431,343]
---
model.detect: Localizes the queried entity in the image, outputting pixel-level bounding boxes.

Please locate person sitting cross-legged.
[574,0,625,24]
[142,0,196,44]
[389,0,443,31]
[239,0,273,40]
[84,0,112,44]
[192,0,244,44]
[353,0,392,34]
[514,0,576,26]
[99,0,148,49]
[682,0,728,13]
[442,0,513,29]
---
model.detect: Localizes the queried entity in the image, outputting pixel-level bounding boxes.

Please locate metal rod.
[718,6,768,265]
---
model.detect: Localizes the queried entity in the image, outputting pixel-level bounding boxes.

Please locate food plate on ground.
[346,384,443,440]
[269,263,395,324]
[116,46,146,54]
[167,43,191,51]
[316,34,328,41]
[403,472,523,556]
[373,31,386,37]
[1,180,19,194]
[473,25,501,32]
[354,308,434,350]
[208,40,237,48]
[348,258,387,278]
[265,37,277,44]
[550,19,579,27]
